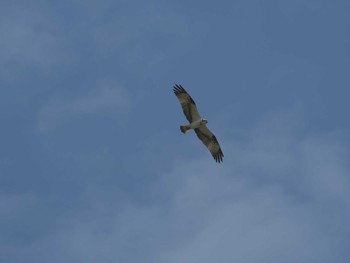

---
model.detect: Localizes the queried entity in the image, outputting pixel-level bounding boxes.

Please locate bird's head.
[201,118,208,124]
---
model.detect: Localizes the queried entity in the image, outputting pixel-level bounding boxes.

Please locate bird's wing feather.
[173,84,201,122]
[194,126,224,163]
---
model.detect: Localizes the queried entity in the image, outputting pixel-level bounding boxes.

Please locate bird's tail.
[180,125,190,134]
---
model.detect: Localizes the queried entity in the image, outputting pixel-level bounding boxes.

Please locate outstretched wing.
[173,84,201,123]
[194,126,224,163]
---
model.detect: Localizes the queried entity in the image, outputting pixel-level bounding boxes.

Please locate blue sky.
[1,0,350,262]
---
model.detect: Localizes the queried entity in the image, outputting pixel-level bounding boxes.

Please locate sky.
[1,0,350,262]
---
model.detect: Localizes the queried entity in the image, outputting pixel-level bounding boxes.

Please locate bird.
[173,84,224,163]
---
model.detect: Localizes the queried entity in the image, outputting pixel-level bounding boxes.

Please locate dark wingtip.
[173,84,186,95]
[214,151,224,163]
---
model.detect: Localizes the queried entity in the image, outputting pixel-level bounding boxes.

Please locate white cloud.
[36,85,129,133]
[0,193,39,218]
[90,6,199,70]
[18,112,350,262]
[299,135,350,202]
[0,7,68,68]
[278,0,325,22]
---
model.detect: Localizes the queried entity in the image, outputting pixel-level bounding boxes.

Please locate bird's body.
[180,118,207,133]
[173,84,224,163]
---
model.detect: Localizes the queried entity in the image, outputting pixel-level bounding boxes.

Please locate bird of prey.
[173,84,224,163]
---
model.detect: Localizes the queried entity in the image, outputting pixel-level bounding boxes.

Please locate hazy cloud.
[16,112,350,262]
[0,7,67,68]
[37,85,129,133]
[1,1,349,262]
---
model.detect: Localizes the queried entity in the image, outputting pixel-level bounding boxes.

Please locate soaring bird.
[173,84,224,163]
